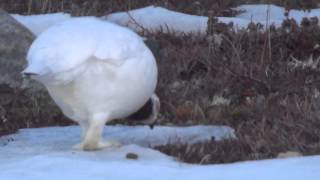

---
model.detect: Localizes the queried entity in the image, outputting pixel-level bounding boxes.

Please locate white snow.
[105,5,320,34]
[235,4,320,27]
[105,6,209,34]
[11,13,71,36]
[10,4,320,36]
[0,125,235,160]
[1,125,320,180]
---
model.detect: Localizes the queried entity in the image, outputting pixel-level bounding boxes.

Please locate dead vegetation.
[152,17,320,163]
[1,0,320,164]
[0,0,319,16]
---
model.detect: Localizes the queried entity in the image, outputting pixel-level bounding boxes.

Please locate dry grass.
[152,18,320,163]
[0,0,237,16]
[1,0,320,164]
[1,0,318,16]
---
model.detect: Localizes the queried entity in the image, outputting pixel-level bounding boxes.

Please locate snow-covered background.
[12,4,320,36]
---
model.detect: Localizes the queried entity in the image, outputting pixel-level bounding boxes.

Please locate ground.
[1,126,319,180]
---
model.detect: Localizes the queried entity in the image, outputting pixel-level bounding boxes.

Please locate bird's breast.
[46,56,157,122]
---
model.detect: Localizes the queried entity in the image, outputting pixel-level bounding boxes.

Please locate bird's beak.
[21,72,39,79]
[21,72,38,89]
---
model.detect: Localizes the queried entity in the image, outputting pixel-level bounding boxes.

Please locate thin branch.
[126,11,151,35]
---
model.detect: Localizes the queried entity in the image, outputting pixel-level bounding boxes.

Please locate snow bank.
[235,4,320,26]
[11,13,71,36]
[0,125,319,180]
[105,6,208,34]
[105,5,320,34]
[11,4,320,36]
[104,6,249,34]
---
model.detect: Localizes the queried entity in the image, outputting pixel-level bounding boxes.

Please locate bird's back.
[24,17,149,84]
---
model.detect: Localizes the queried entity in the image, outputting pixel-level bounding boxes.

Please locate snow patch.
[0,125,235,162]
[11,4,320,36]
[0,126,319,179]
[235,4,320,26]
[105,5,320,34]
[105,6,208,34]
[104,6,251,34]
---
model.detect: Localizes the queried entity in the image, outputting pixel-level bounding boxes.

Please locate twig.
[126,11,151,35]
[225,67,271,92]
[27,0,33,15]
[221,34,241,62]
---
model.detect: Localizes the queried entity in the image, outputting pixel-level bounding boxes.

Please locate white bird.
[22,17,158,151]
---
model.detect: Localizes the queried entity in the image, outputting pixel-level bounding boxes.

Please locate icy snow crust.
[0,126,319,180]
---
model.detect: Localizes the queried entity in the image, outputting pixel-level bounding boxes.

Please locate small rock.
[0,9,64,135]
[126,152,139,160]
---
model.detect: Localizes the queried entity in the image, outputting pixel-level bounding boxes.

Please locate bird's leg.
[149,94,160,129]
[73,113,121,151]
[79,120,89,140]
[82,118,105,150]
[72,121,90,150]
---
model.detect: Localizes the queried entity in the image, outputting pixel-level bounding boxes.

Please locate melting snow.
[0,125,319,180]
[12,4,320,36]
[105,5,320,34]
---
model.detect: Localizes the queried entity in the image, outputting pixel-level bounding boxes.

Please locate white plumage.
[23,17,158,150]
